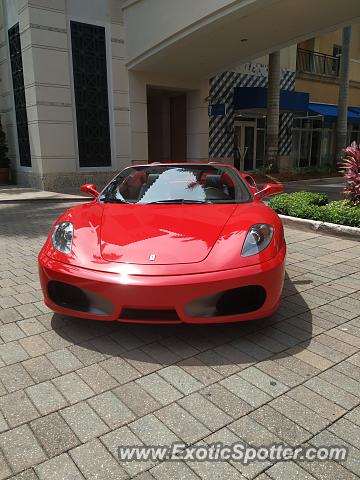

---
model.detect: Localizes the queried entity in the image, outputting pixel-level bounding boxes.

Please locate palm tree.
[335,26,352,163]
[266,51,281,168]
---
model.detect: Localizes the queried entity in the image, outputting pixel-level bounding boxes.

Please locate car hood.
[100,203,238,265]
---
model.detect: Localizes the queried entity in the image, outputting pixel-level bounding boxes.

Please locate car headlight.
[241,224,274,257]
[51,222,74,254]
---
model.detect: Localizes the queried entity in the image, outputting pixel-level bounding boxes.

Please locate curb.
[280,214,360,241]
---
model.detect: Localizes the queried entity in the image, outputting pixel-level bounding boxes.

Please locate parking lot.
[0,201,359,480]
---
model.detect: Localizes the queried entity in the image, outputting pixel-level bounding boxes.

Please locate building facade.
[0,0,359,191]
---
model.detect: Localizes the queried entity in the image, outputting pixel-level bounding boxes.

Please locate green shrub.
[268,191,360,228]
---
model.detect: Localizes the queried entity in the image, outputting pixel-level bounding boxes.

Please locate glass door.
[235,121,256,171]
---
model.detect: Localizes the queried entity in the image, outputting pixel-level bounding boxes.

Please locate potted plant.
[0,117,10,184]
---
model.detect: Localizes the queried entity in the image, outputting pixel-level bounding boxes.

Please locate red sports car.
[38,163,285,324]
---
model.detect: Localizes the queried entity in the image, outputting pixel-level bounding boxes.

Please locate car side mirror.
[254,183,283,200]
[80,183,99,199]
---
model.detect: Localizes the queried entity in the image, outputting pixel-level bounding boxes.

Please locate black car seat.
[204,175,229,200]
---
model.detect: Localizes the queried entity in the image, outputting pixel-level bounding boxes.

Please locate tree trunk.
[335,26,352,163]
[266,51,281,167]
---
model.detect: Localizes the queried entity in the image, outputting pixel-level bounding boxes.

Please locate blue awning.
[233,87,309,113]
[309,102,360,121]
[349,106,360,117]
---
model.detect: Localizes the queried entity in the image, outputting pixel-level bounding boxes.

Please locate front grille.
[185,285,266,318]
[120,308,180,322]
[47,281,113,315]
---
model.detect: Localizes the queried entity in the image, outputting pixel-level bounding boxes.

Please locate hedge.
[268,191,360,228]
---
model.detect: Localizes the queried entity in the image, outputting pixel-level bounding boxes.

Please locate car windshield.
[99,164,252,204]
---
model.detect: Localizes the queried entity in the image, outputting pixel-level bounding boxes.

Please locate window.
[70,21,111,167]
[8,23,31,167]
[99,165,252,204]
[292,117,335,167]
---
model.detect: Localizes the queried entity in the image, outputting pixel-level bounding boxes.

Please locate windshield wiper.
[146,199,209,204]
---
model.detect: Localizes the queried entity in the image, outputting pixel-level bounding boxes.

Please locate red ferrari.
[38,163,286,324]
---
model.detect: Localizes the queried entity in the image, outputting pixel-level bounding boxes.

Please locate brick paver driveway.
[0,201,359,480]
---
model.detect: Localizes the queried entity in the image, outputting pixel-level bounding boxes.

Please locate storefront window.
[292,117,336,167]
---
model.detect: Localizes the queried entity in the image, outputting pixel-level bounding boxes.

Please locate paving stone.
[76,363,117,394]
[229,415,282,446]
[60,402,109,443]
[196,350,240,376]
[328,418,360,450]
[35,453,85,480]
[229,338,272,361]
[158,365,203,395]
[311,430,360,477]
[178,357,222,386]
[256,359,305,387]
[159,336,199,359]
[319,369,360,397]
[15,304,43,319]
[130,414,179,445]
[40,331,73,351]
[301,459,360,480]
[0,363,34,392]
[101,426,154,477]
[204,426,268,479]
[53,373,94,404]
[26,381,68,415]
[238,367,289,398]
[267,461,317,479]
[69,342,106,366]
[155,403,210,443]
[249,405,312,446]
[0,308,23,324]
[0,425,46,474]
[345,406,360,427]
[8,468,39,480]
[178,392,231,431]
[287,385,346,421]
[17,318,47,336]
[289,346,334,370]
[22,355,60,383]
[101,357,141,383]
[0,341,29,365]
[0,390,39,428]
[46,349,83,374]
[19,335,52,357]
[88,391,135,429]
[70,439,129,480]
[201,383,252,419]
[30,412,80,457]
[0,451,12,480]
[304,377,359,410]
[136,373,182,406]
[334,361,360,382]
[188,457,245,480]
[151,461,200,480]
[220,374,271,408]
[113,381,161,417]
[269,394,329,434]
[0,323,25,342]
[125,349,162,375]
[141,342,181,364]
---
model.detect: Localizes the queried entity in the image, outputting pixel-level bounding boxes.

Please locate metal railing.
[297,48,340,77]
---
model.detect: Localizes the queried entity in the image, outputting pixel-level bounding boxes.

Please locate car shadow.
[51,272,313,368]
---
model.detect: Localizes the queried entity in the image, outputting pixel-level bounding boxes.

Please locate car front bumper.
[38,244,286,324]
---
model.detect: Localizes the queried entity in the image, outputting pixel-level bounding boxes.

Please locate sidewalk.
[0,185,87,203]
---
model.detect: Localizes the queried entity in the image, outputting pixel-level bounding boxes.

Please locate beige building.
[0,0,359,190]
[293,26,360,167]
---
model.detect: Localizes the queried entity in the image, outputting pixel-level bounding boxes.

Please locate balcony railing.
[297,48,340,77]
